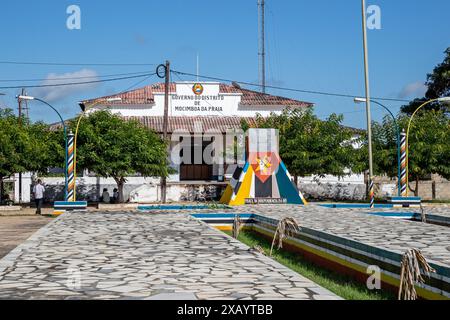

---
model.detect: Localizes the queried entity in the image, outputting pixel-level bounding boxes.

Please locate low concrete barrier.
[97,203,139,210]
[388,196,422,208]
[0,206,22,211]
[53,201,88,216]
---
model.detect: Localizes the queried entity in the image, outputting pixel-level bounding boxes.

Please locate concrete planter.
[0,206,22,211]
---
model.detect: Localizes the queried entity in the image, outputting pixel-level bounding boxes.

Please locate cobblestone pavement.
[0,216,52,259]
[422,204,450,218]
[233,205,450,267]
[0,211,338,300]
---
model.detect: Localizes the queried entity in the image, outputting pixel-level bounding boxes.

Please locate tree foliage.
[0,109,62,179]
[73,111,169,202]
[0,109,62,202]
[403,111,450,195]
[27,123,65,174]
[367,116,399,178]
[426,47,450,99]
[0,109,25,181]
[369,111,450,196]
[244,108,361,181]
[402,47,450,114]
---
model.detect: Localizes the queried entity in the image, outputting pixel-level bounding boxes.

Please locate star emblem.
[255,155,272,175]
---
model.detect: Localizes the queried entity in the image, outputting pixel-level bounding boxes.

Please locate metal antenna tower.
[258,0,266,94]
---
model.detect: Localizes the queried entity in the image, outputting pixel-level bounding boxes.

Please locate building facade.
[10,81,372,204]
[82,81,313,185]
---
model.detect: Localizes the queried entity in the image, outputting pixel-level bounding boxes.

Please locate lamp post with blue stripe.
[400,130,407,197]
[67,131,75,201]
[355,98,401,196]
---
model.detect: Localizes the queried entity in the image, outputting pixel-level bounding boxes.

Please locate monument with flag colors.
[220,129,307,206]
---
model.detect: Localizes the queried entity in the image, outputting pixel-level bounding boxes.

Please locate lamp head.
[438,97,450,104]
[17,95,35,101]
[354,97,367,104]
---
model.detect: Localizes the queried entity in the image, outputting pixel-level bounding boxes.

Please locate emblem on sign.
[255,155,272,175]
[250,152,278,183]
[192,83,204,95]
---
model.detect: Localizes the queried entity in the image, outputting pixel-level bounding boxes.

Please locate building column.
[14,172,32,204]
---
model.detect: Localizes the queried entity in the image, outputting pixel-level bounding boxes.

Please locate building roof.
[81,82,313,108]
[49,116,256,134]
[125,116,256,134]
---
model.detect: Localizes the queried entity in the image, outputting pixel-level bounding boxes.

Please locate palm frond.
[270,217,300,256]
[232,214,242,239]
[248,245,266,256]
[398,248,436,300]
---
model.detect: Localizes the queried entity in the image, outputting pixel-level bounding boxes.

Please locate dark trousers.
[35,198,43,214]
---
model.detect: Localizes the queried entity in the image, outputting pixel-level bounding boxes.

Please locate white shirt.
[33,184,45,200]
[102,191,110,203]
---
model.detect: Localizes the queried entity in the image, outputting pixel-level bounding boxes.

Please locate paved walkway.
[0,211,338,300]
[233,205,450,267]
[422,204,450,218]
[0,216,52,259]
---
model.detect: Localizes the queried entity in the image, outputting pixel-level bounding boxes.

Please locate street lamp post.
[0,93,5,204]
[405,97,450,196]
[361,0,375,208]
[355,98,401,196]
[17,95,69,200]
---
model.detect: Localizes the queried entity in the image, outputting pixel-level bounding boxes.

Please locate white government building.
[83,81,312,182]
[12,81,367,203]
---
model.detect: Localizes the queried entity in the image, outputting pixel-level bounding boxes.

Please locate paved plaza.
[233,205,450,267]
[422,204,450,218]
[1,204,449,300]
[0,211,338,300]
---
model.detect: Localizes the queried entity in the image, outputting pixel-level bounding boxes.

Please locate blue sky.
[0,0,449,128]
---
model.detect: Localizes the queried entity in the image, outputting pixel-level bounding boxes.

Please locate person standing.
[33,179,45,215]
[112,188,119,203]
[101,188,110,204]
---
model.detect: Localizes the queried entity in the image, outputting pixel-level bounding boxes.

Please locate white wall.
[298,173,365,184]
[12,173,32,203]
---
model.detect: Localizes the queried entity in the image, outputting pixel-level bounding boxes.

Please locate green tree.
[402,47,450,114]
[0,109,23,202]
[370,116,399,178]
[369,111,450,196]
[73,111,169,203]
[26,122,65,175]
[356,117,403,196]
[246,108,361,184]
[426,47,450,99]
[0,109,61,203]
[402,110,450,196]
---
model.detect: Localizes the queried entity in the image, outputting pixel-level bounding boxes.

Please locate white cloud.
[398,81,427,99]
[34,69,99,102]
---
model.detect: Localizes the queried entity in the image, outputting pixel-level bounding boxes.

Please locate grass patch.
[208,203,232,210]
[224,230,395,300]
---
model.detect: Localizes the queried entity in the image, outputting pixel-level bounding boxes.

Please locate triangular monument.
[220,128,307,206]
